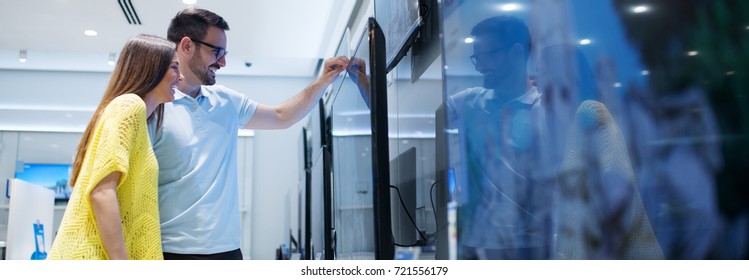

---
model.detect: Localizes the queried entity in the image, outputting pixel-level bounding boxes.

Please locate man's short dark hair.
[470,15,532,61]
[167,7,230,44]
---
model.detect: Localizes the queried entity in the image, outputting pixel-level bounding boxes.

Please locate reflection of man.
[446,15,550,259]
[346,56,370,108]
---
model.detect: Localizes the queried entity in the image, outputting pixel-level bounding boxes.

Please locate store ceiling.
[0,0,355,76]
[0,0,357,136]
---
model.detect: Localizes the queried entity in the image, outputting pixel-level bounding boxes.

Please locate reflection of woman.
[535,43,597,169]
[48,34,180,260]
[556,100,663,259]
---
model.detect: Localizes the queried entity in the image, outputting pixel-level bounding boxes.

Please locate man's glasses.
[469,45,510,66]
[190,38,228,60]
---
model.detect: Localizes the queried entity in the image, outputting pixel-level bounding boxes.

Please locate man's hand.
[318,56,349,85]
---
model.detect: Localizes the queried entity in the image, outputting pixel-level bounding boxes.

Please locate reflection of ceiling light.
[108,52,116,65]
[579,39,591,45]
[746,25,749,30]
[632,5,649,13]
[183,0,197,4]
[84,30,98,36]
[500,3,520,11]
[726,71,735,76]
[19,49,27,63]
[688,51,699,56]
[641,70,650,76]
[464,37,474,44]
[613,82,622,88]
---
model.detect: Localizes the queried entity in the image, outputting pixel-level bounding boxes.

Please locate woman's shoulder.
[108,94,145,110]
[103,94,146,120]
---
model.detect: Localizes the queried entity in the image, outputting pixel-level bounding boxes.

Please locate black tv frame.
[320,101,334,260]
[368,17,395,260]
[298,127,312,260]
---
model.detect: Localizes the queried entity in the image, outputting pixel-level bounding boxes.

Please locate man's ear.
[178,37,193,54]
[508,43,525,60]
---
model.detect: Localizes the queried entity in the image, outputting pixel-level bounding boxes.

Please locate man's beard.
[189,54,217,85]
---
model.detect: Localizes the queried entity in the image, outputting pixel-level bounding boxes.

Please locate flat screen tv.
[374,0,421,72]
[14,162,72,201]
[390,147,418,247]
[297,127,311,259]
[306,102,334,260]
[367,17,395,260]
[409,0,441,82]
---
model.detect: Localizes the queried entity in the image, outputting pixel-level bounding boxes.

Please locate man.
[149,7,348,260]
[445,15,551,259]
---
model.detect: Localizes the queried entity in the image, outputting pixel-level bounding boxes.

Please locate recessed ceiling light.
[726,71,735,76]
[632,5,649,13]
[579,39,592,45]
[641,70,650,76]
[613,82,622,88]
[183,0,197,4]
[501,3,520,11]
[688,50,699,56]
[84,30,98,37]
[464,37,474,44]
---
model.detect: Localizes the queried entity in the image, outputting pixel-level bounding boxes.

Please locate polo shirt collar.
[173,86,211,101]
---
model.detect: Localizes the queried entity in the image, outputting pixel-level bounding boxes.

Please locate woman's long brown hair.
[69,34,175,187]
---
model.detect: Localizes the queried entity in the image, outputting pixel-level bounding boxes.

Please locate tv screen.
[14,162,72,201]
[309,148,324,260]
[374,0,421,71]
[305,102,334,260]
[390,147,418,247]
[327,22,378,260]
[297,128,311,259]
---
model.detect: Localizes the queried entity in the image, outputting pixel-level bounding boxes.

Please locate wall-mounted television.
[367,17,395,260]
[390,147,418,247]
[305,102,335,260]
[14,162,72,201]
[374,0,421,72]
[297,127,311,260]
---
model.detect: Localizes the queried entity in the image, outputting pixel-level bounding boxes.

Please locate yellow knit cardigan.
[48,94,162,260]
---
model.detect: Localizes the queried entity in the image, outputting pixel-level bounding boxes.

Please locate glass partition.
[440,0,749,259]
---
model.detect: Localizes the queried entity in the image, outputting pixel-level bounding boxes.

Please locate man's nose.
[217,56,227,67]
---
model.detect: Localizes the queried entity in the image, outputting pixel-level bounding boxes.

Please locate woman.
[48,34,180,260]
